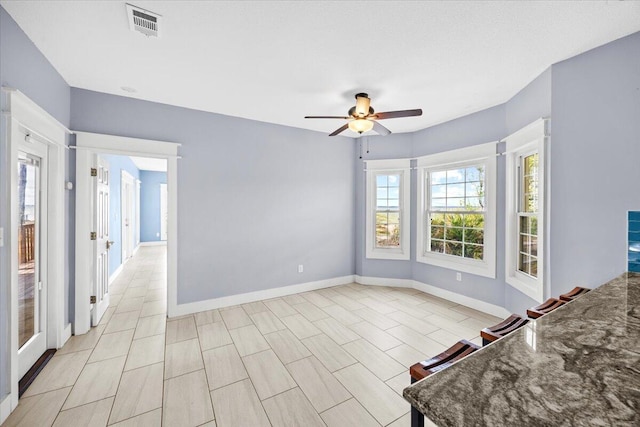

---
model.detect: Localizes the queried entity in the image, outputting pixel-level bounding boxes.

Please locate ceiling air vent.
[126,3,161,37]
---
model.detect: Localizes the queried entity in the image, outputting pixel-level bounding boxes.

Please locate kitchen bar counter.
[403,273,640,426]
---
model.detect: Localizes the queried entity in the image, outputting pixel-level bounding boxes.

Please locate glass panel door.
[17,153,41,349]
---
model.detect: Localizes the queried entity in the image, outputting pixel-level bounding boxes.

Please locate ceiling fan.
[305,93,422,136]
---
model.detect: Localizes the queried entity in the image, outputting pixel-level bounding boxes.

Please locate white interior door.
[91,156,110,326]
[16,139,48,379]
[160,183,168,241]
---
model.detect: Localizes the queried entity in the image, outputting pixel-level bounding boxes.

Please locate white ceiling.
[2,1,640,137]
[130,156,167,172]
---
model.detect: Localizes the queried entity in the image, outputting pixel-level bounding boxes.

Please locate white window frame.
[365,159,411,260]
[505,119,549,303]
[416,142,497,278]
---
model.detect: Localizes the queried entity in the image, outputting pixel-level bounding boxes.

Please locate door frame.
[135,179,141,251]
[16,142,48,379]
[74,132,180,335]
[121,170,135,262]
[160,183,168,241]
[2,89,68,421]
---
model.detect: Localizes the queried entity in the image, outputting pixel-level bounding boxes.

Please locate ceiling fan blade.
[373,121,391,136]
[373,109,422,120]
[329,123,349,136]
[305,115,351,119]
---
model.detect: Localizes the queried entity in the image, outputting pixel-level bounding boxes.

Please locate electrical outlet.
[298,264,304,273]
[456,272,462,282]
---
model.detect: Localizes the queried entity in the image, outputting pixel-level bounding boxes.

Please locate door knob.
[106,240,115,250]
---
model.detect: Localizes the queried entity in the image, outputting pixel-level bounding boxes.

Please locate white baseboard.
[109,263,124,285]
[139,241,167,247]
[168,272,508,320]
[61,323,72,347]
[132,244,140,256]
[170,275,355,318]
[355,275,414,288]
[355,275,510,318]
[0,393,12,425]
[411,280,511,318]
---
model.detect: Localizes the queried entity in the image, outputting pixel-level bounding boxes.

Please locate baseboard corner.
[354,274,509,318]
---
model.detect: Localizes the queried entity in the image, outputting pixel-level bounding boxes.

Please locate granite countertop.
[403,273,640,426]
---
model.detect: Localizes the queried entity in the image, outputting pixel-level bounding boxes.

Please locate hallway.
[4,245,167,426]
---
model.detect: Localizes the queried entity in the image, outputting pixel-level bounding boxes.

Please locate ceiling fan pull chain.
[359,139,363,159]
[367,136,370,154]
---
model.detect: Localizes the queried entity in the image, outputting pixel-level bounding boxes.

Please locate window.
[366,159,410,260]
[428,165,485,260]
[518,152,539,277]
[505,119,548,302]
[375,173,401,248]
[416,143,497,278]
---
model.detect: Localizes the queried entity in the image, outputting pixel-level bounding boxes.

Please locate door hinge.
[90,295,97,304]
[91,168,97,177]
[90,231,97,240]
[38,281,43,291]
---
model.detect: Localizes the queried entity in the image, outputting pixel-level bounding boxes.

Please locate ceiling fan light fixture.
[348,118,374,134]
[354,93,371,117]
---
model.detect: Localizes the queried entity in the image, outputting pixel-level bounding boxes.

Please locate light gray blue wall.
[140,171,167,243]
[70,89,356,304]
[549,31,640,296]
[506,67,552,134]
[0,5,70,400]
[102,155,140,276]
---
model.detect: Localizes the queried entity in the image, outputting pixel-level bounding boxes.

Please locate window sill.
[417,252,495,278]
[366,248,410,261]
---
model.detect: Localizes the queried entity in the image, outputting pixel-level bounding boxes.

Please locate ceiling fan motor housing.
[354,93,373,117]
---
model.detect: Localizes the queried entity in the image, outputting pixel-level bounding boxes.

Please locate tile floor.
[3,246,501,427]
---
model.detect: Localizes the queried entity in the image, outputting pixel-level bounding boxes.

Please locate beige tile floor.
[3,246,501,427]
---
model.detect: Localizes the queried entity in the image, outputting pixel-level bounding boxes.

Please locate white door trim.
[2,89,68,422]
[121,170,135,262]
[160,183,168,241]
[135,179,141,248]
[74,132,180,334]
